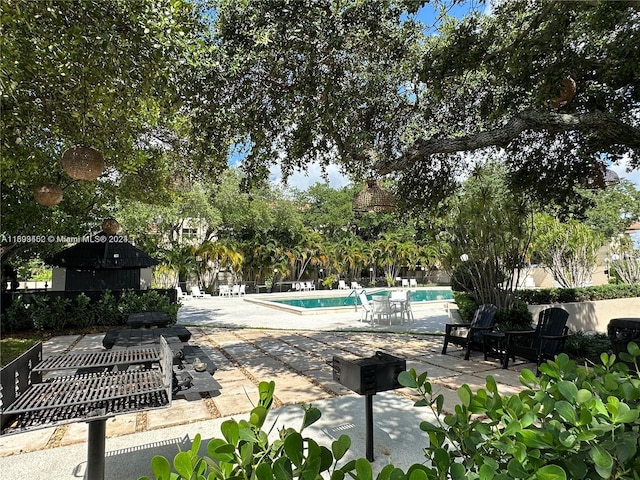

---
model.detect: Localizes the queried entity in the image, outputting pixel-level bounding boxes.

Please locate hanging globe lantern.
[353,179,396,213]
[61,145,105,181]
[34,183,63,206]
[101,218,120,235]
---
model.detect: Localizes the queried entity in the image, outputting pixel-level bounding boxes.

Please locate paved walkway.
[0,290,536,479]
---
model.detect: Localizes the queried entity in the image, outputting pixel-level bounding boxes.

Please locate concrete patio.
[0,290,537,479]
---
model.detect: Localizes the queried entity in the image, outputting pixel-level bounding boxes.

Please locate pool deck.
[0,288,536,479]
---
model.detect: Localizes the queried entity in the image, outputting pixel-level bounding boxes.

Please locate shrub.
[138,381,373,480]
[564,331,612,364]
[399,343,640,479]
[452,291,478,323]
[515,283,640,305]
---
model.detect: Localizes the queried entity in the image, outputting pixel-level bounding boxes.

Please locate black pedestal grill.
[332,351,406,461]
[1,337,173,480]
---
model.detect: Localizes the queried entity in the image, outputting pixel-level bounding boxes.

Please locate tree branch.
[377,111,640,174]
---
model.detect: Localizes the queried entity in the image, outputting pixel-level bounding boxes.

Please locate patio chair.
[401,278,409,288]
[176,286,190,299]
[191,286,212,299]
[218,285,231,297]
[351,281,362,290]
[358,292,372,324]
[239,284,246,296]
[441,304,498,360]
[231,284,240,296]
[338,280,348,290]
[409,278,418,288]
[501,307,570,369]
[371,296,401,326]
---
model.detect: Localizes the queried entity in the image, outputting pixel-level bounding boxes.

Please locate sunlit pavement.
[0,290,537,479]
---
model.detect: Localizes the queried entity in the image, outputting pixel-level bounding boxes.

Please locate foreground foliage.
[141,344,640,480]
[139,381,374,480]
[400,344,640,479]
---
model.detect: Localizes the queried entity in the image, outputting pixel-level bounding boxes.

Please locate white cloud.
[269,162,351,190]
[609,154,640,189]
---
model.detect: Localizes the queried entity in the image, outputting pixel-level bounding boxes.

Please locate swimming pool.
[268,288,452,309]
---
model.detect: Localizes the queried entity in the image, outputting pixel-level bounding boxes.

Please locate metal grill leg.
[365,394,374,461]
[86,419,107,480]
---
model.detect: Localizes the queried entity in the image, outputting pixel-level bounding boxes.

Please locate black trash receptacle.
[608,318,640,359]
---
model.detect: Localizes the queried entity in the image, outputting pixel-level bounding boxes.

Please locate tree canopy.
[2,0,639,271]
[206,0,639,206]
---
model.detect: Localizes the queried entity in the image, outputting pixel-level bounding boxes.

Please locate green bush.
[452,291,478,323]
[2,290,179,333]
[399,343,640,479]
[138,381,377,480]
[515,283,640,305]
[564,331,612,364]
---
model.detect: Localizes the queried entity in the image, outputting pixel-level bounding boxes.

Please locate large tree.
[206,0,639,207]
[0,0,213,270]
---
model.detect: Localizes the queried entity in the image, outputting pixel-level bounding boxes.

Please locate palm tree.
[196,240,243,289]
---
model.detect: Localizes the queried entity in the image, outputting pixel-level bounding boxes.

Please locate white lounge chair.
[351,281,362,290]
[409,278,418,288]
[191,286,212,299]
[231,284,240,296]
[176,286,190,299]
[219,285,231,297]
[401,278,409,288]
[239,284,246,296]
[338,280,348,290]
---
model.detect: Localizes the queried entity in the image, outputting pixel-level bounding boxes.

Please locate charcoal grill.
[332,351,406,461]
[1,337,173,480]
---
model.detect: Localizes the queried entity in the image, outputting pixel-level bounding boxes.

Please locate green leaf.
[520,369,538,387]
[331,435,351,461]
[221,419,240,445]
[458,384,472,407]
[485,375,498,394]
[591,444,615,478]
[174,451,194,479]
[507,459,528,478]
[557,381,578,402]
[273,457,293,480]
[554,401,577,424]
[250,405,269,428]
[191,433,202,457]
[450,462,467,480]
[283,432,304,467]
[407,467,428,480]
[536,464,567,480]
[575,389,593,404]
[255,463,274,480]
[479,463,494,480]
[355,458,373,480]
[398,370,418,388]
[150,455,172,480]
[302,406,321,429]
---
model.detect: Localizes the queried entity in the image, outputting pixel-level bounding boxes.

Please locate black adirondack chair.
[502,307,570,369]
[442,304,498,360]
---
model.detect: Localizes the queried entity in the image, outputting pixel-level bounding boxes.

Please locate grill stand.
[365,394,374,461]
[331,352,406,462]
[87,416,108,480]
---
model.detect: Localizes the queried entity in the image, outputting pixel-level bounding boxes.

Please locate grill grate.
[34,348,159,372]
[3,370,167,415]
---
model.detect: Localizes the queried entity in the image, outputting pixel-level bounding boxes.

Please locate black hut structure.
[47,232,158,291]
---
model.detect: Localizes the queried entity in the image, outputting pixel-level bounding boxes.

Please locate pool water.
[271,289,452,309]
